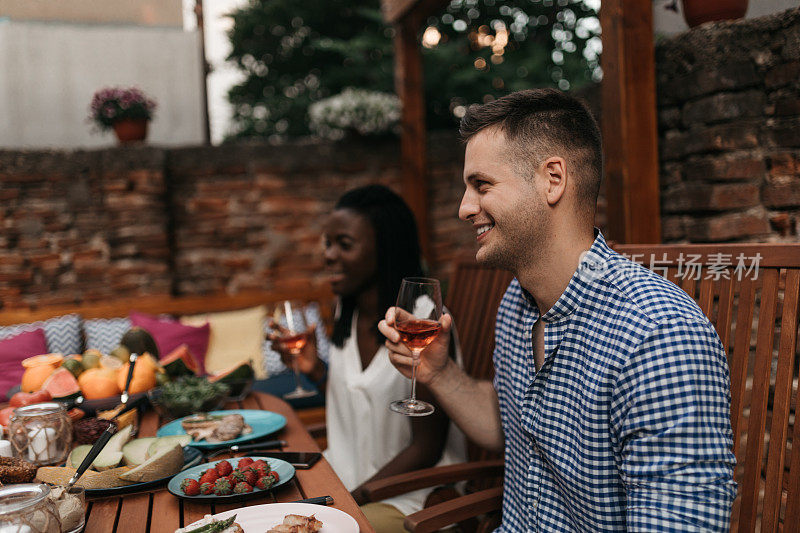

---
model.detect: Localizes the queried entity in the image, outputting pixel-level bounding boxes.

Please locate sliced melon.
[160,344,199,378]
[67,444,92,469]
[147,435,192,458]
[118,443,183,483]
[92,424,133,471]
[37,466,137,489]
[209,362,255,399]
[42,368,82,402]
[122,437,158,466]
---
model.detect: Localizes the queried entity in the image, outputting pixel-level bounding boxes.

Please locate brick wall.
[0,148,171,308]
[0,136,476,310]
[656,7,800,242]
[3,7,799,309]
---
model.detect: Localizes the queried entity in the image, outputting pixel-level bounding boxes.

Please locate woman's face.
[322,208,378,297]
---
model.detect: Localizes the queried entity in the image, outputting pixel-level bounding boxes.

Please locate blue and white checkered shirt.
[493,232,736,532]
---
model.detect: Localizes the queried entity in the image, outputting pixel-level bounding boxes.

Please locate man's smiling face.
[459,127,547,272]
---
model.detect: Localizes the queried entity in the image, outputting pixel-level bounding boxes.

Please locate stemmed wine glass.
[268,300,317,400]
[389,277,442,417]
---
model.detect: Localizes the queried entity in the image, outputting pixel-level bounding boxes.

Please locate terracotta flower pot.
[681,0,748,28]
[112,118,149,144]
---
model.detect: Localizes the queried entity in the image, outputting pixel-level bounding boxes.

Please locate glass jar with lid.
[0,483,61,533]
[8,403,73,467]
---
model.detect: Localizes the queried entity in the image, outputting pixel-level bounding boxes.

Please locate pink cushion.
[0,328,48,401]
[129,311,209,375]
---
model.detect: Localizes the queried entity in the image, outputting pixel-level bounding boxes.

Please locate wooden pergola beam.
[600,0,661,243]
[382,0,449,262]
[393,16,431,259]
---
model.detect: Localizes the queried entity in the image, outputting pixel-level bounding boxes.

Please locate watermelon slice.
[209,362,255,400]
[42,367,82,402]
[160,344,199,378]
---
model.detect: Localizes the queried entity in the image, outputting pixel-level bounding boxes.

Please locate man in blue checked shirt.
[379,89,736,531]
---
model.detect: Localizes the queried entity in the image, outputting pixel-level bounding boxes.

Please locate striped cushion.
[0,314,83,355]
[83,317,132,355]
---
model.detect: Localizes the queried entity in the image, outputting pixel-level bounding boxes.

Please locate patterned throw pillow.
[129,311,209,375]
[0,329,49,401]
[0,314,83,355]
[181,306,268,379]
[83,317,132,355]
[262,303,330,376]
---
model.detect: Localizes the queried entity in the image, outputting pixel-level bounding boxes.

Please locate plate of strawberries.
[167,456,295,501]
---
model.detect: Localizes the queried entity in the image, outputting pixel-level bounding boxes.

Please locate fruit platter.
[36,428,203,496]
[168,456,295,501]
[6,327,256,424]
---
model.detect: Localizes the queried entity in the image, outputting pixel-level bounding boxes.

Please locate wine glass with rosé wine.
[269,300,317,400]
[389,277,443,417]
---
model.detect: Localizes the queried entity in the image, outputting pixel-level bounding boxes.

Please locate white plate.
[186,502,359,533]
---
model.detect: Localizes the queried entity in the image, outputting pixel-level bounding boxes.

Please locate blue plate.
[84,446,203,497]
[156,409,287,449]
[168,456,295,501]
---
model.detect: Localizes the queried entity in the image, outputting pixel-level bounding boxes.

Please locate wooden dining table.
[83,391,374,533]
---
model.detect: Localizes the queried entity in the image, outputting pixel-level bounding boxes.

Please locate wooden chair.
[362,262,513,533]
[367,244,800,532]
[614,243,800,532]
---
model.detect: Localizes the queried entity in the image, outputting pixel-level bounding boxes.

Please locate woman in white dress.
[272,185,465,532]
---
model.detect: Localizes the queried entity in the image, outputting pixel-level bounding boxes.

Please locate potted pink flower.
[89,87,157,143]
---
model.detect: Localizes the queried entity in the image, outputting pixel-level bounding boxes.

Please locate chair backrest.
[445,261,514,463]
[614,243,800,533]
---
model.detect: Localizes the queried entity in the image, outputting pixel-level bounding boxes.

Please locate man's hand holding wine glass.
[379,308,454,386]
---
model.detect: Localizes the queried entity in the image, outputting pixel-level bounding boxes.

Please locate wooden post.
[194,0,211,145]
[600,0,661,243]
[394,17,431,259]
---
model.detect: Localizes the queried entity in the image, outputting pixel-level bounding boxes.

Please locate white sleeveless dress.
[323,311,467,515]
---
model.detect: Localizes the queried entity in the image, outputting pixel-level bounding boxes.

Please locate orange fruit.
[116,357,158,394]
[78,368,121,399]
[20,354,64,392]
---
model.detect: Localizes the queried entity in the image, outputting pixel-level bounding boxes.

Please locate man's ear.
[542,157,567,206]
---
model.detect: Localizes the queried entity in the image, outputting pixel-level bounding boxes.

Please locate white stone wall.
[0,20,205,148]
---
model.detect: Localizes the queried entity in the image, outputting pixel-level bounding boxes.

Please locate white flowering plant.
[308,88,401,140]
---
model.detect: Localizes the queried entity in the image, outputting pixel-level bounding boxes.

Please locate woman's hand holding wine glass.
[267,300,318,400]
[267,321,319,374]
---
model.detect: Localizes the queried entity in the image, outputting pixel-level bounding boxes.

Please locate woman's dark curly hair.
[330,184,424,348]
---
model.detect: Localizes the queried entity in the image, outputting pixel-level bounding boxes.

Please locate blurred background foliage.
[226,0,601,140]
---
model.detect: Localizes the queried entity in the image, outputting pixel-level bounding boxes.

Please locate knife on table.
[203,439,286,460]
[289,495,334,506]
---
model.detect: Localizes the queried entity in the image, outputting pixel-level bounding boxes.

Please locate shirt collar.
[540,229,612,323]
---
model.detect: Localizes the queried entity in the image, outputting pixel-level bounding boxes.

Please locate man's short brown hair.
[459,89,603,211]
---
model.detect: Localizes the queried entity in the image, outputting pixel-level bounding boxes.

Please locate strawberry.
[180,478,201,496]
[255,476,275,490]
[213,478,232,496]
[233,481,253,494]
[215,460,233,477]
[199,482,214,495]
[199,469,219,485]
[267,470,280,482]
[251,459,267,470]
[242,468,259,486]
[230,469,247,483]
[237,457,254,470]
[251,464,269,478]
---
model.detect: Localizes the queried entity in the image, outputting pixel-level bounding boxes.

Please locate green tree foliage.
[226,0,600,139]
